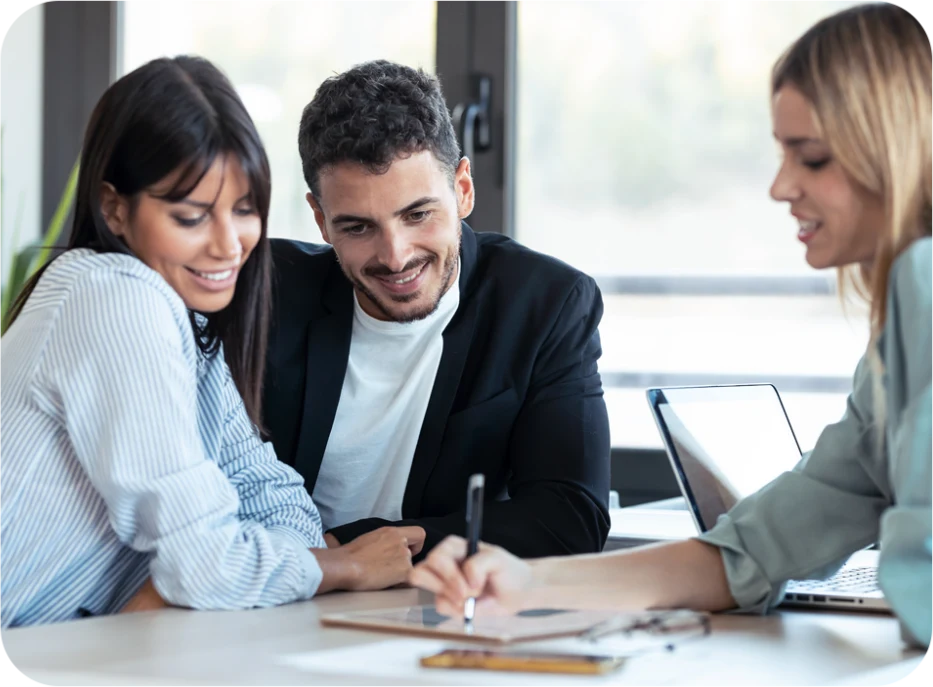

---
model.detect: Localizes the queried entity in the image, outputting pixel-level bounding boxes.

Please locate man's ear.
[453,158,475,219]
[306,192,331,244]
[100,183,130,237]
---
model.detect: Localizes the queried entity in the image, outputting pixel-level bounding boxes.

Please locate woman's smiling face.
[769,86,884,270]
[102,155,261,312]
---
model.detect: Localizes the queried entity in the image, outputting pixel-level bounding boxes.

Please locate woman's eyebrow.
[176,199,213,209]
[774,133,824,148]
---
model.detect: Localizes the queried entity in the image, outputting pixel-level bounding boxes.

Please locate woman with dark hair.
[0,56,423,628]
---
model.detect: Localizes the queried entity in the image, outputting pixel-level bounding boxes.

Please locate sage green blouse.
[699,237,932,647]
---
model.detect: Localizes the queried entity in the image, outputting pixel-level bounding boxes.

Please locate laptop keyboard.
[787,566,879,595]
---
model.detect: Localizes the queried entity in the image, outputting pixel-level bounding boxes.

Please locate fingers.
[410,567,506,618]
[432,535,468,559]
[434,594,464,617]
[462,552,499,596]
[408,563,446,595]
[415,537,472,602]
[397,526,427,555]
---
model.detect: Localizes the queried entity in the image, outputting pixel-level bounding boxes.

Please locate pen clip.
[465,474,484,537]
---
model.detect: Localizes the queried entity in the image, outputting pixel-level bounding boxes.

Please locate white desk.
[2,587,922,685]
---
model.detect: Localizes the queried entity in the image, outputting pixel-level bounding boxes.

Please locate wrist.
[521,558,558,610]
[311,547,361,593]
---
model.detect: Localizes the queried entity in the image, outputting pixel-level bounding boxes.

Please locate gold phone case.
[421,649,625,675]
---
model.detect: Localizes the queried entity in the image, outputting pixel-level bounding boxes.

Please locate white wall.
[1,2,43,287]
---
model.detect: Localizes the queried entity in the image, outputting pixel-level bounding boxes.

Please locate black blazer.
[263,223,611,558]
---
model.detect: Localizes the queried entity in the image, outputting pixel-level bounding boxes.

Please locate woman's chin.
[803,247,835,271]
[180,290,237,313]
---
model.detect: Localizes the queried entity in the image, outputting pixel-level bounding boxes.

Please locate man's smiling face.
[308,150,474,323]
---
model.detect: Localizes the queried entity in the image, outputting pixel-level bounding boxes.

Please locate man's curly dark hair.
[298,60,461,200]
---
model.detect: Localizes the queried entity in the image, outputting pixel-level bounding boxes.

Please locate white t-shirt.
[312,274,461,530]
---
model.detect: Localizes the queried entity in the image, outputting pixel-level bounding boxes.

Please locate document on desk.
[280,639,593,685]
[280,638,708,687]
[282,640,630,683]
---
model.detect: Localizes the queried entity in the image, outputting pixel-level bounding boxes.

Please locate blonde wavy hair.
[771,2,932,430]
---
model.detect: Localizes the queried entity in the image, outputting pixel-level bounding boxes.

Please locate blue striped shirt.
[1,249,325,628]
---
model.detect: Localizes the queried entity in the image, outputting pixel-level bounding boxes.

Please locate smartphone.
[421,648,626,675]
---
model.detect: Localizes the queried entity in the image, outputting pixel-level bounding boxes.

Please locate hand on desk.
[119,528,424,611]
[120,577,168,614]
[409,535,532,616]
[314,526,426,593]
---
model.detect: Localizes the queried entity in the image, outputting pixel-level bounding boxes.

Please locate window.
[120,0,870,453]
[121,0,436,243]
[515,1,864,450]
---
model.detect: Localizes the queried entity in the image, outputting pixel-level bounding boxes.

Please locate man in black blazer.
[263,60,611,560]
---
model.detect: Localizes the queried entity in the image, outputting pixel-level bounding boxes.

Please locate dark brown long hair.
[7,56,273,428]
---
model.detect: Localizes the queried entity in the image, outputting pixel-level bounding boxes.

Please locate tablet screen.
[320,605,619,643]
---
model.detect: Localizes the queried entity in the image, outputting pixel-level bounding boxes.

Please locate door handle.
[452,74,492,161]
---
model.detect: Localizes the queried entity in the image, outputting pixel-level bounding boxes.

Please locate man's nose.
[375,226,414,272]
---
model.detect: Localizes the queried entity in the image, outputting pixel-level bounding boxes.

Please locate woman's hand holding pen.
[409,535,533,617]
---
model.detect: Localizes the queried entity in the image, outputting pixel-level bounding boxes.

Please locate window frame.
[436,1,517,237]
[41,1,119,237]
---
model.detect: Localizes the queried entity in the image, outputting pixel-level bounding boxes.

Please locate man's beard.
[346,234,461,324]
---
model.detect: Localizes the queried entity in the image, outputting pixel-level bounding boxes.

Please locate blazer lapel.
[402,223,480,518]
[293,258,353,491]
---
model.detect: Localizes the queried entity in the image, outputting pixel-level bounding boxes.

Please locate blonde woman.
[410,2,932,648]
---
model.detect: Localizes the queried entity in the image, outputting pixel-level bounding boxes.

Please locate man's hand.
[313,526,426,592]
[324,532,341,548]
[120,578,169,614]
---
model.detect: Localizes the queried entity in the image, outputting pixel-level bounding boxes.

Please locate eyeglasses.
[579,609,711,653]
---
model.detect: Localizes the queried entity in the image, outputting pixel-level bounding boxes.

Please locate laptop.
[645,384,889,612]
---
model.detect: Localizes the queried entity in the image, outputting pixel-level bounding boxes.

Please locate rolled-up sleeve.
[45,271,322,610]
[697,370,889,612]
[217,367,325,554]
[699,238,932,649]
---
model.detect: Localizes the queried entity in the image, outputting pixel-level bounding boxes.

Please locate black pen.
[463,473,485,628]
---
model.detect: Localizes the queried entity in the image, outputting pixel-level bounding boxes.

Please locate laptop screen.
[649,385,803,532]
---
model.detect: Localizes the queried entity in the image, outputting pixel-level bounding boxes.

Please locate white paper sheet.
[279,619,711,684]
[278,638,627,685]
